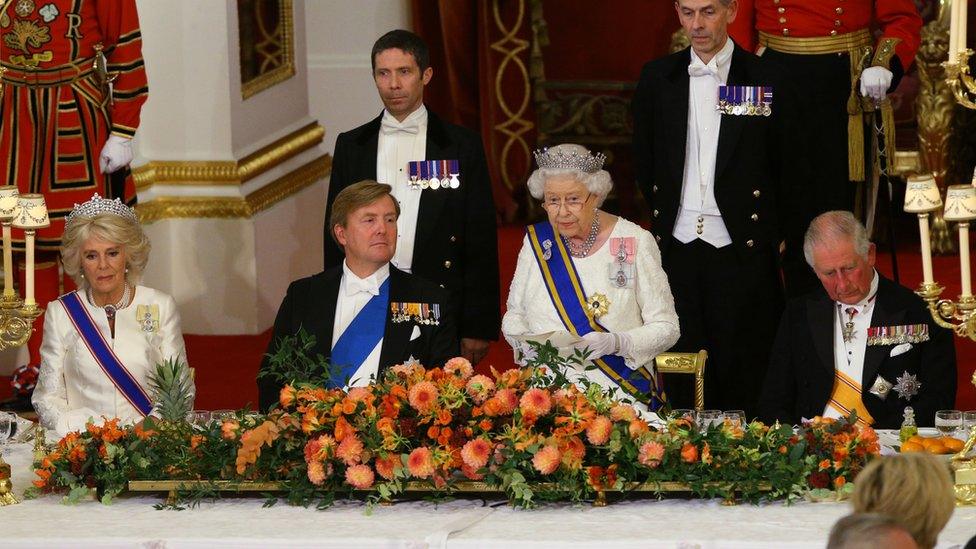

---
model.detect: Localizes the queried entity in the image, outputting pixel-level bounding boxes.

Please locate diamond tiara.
[65,193,138,227]
[533,147,606,173]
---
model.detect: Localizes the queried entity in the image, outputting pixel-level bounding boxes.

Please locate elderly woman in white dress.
[33,194,192,435]
[503,144,679,410]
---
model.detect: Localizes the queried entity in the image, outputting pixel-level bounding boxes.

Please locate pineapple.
[147,358,194,423]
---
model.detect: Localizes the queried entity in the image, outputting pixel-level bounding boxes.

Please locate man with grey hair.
[827,514,918,549]
[632,0,807,416]
[759,211,955,429]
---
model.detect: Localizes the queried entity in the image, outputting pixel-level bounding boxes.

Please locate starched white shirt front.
[673,37,734,247]
[332,261,390,387]
[824,271,880,419]
[377,105,427,272]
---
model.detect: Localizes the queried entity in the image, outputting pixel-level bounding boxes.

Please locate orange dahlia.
[408,381,440,414]
[610,404,638,422]
[638,441,665,468]
[444,357,474,379]
[586,415,613,445]
[336,434,364,466]
[461,438,492,469]
[407,447,436,478]
[465,374,495,404]
[532,445,562,475]
[307,460,328,485]
[680,442,699,463]
[345,464,375,489]
[374,454,401,481]
[520,388,553,417]
[495,388,519,415]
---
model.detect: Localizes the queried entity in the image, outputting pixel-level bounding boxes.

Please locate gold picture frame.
[238,0,295,99]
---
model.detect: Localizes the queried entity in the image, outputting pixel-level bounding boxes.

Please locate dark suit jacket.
[256,266,458,411]
[324,108,500,342]
[632,43,807,256]
[759,275,957,429]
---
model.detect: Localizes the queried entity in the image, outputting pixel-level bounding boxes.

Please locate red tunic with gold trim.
[0,0,147,250]
[732,0,922,72]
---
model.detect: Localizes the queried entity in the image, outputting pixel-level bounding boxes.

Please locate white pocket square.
[410,325,422,341]
[889,343,913,357]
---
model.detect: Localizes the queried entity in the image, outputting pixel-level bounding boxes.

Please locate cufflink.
[868,375,893,401]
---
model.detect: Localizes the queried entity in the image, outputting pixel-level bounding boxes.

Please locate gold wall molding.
[133,122,324,189]
[136,153,331,224]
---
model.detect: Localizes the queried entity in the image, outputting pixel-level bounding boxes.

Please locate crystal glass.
[963,411,976,435]
[698,409,723,429]
[211,409,236,423]
[0,412,14,453]
[669,408,697,423]
[723,410,746,428]
[186,410,212,429]
[935,410,963,437]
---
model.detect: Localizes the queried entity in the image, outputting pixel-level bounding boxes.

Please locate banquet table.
[3,442,975,548]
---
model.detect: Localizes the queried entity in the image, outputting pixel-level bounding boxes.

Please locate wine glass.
[698,410,723,429]
[185,410,211,430]
[723,410,746,428]
[669,408,697,424]
[935,410,963,437]
[0,412,14,455]
[963,411,976,437]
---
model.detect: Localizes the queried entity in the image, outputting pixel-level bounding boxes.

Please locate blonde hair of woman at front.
[851,453,955,549]
[60,212,151,288]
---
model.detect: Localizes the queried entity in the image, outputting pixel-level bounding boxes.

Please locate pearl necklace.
[88,282,131,321]
[565,211,600,258]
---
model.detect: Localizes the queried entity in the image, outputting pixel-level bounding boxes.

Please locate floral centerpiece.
[796,414,880,501]
[28,335,879,509]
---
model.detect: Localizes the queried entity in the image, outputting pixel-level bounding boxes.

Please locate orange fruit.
[942,437,965,453]
[925,442,948,455]
[900,441,924,453]
[907,435,925,445]
[920,437,939,449]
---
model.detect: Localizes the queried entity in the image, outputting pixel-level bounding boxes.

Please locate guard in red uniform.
[731,0,922,297]
[0,0,148,363]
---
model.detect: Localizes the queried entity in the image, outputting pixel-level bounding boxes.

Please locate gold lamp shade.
[944,184,976,222]
[903,174,943,213]
[11,194,50,230]
[0,187,19,221]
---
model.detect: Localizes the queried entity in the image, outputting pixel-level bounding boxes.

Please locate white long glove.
[860,66,893,102]
[573,331,633,360]
[99,134,133,174]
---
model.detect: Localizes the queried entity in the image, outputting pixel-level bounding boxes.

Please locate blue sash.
[527,222,664,409]
[59,292,153,416]
[329,278,391,388]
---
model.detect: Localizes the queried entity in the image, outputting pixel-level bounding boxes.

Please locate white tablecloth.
[3,442,975,548]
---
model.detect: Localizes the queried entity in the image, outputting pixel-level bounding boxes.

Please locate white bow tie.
[346,277,380,297]
[688,63,718,78]
[381,117,421,135]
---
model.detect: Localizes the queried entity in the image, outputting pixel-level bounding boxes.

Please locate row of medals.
[408,175,461,190]
[718,101,772,117]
